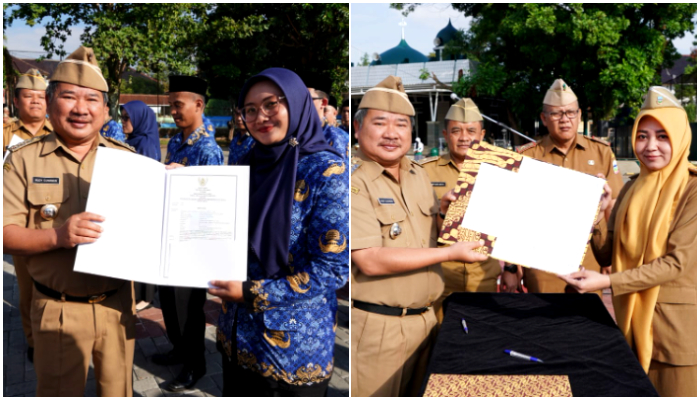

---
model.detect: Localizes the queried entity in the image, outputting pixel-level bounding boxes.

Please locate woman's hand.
[165,163,185,170]
[208,280,244,302]
[558,267,612,294]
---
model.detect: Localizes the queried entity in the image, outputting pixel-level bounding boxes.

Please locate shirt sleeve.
[609,186,697,295]
[3,152,29,228]
[243,162,349,312]
[201,144,224,166]
[350,172,382,250]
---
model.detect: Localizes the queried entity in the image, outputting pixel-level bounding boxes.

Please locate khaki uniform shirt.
[3,118,53,153]
[3,131,135,296]
[519,134,624,277]
[351,150,444,309]
[592,172,697,366]
[420,154,502,292]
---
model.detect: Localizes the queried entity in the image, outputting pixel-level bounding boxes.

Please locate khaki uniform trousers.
[434,260,500,323]
[351,307,437,397]
[648,359,697,397]
[32,283,136,397]
[13,256,34,347]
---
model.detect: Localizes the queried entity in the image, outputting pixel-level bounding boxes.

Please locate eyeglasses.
[120,115,130,122]
[242,96,286,122]
[546,109,579,121]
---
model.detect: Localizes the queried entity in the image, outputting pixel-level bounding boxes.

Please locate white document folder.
[74,147,249,288]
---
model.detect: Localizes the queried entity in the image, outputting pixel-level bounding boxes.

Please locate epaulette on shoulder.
[410,158,426,168]
[7,135,44,153]
[585,136,611,146]
[689,164,697,175]
[350,157,363,175]
[516,141,537,154]
[417,155,440,165]
[104,137,136,152]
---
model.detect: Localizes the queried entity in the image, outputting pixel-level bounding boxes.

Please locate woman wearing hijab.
[227,107,255,165]
[121,100,162,310]
[208,68,348,396]
[121,100,162,161]
[560,87,696,397]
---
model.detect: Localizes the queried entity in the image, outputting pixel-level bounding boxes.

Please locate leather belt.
[34,280,117,304]
[352,299,431,317]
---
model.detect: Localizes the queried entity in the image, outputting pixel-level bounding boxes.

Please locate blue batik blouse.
[164,120,223,167]
[100,119,126,142]
[228,131,255,166]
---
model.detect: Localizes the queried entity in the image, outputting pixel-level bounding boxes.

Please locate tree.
[196,4,349,113]
[360,52,370,66]
[392,3,696,136]
[4,3,210,118]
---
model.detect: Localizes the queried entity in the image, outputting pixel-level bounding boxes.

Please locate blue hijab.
[238,68,341,279]
[121,101,162,162]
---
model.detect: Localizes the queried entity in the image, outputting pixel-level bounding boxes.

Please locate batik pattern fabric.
[164,121,223,166]
[323,123,349,161]
[100,119,126,142]
[217,151,349,386]
[228,131,255,166]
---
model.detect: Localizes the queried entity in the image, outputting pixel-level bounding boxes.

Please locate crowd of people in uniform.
[350,76,696,397]
[2,42,696,399]
[3,46,349,397]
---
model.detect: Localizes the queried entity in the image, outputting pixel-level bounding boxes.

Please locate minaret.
[399,17,407,40]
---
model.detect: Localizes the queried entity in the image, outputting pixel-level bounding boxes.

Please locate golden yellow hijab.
[612,87,693,372]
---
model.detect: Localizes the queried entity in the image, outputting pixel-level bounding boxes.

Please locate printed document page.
[461,158,604,275]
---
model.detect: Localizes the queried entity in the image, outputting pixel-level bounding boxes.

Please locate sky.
[3,3,697,65]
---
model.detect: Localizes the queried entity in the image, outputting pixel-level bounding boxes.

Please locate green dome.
[434,19,458,47]
[370,39,428,65]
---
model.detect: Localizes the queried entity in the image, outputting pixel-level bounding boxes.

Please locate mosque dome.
[370,39,429,65]
[434,19,458,47]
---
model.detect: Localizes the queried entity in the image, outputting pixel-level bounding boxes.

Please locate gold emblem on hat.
[40,204,58,220]
[319,230,347,253]
[294,180,310,202]
[389,222,402,239]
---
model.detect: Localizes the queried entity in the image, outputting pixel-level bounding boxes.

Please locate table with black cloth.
[421,293,658,397]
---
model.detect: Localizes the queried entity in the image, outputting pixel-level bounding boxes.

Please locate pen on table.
[461,318,469,334]
[504,349,544,363]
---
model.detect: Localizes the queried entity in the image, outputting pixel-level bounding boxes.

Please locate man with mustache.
[3,46,137,396]
[502,79,624,294]
[154,75,223,392]
[2,68,54,363]
[351,76,488,397]
[419,98,502,322]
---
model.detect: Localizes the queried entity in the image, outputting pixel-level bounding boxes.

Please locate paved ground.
[3,254,349,397]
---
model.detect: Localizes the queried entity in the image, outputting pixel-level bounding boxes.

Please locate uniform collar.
[439,154,462,170]
[41,131,107,157]
[182,123,208,146]
[542,133,587,154]
[15,118,52,134]
[357,148,415,181]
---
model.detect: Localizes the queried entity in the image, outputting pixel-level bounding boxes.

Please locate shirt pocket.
[418,199,439,246]
[375,205,407,246]
[27,186,70,229]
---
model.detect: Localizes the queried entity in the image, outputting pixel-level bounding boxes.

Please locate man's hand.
[447,240,488,263]
[440,189,457,217]
[56,212,105,248]
[165,163,185,170]
[208,280,244,302]
[558,267,612,294]
[501,268,522,293]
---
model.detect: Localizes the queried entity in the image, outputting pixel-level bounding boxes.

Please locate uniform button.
[410,211,414,216]
[391,214,395,219]
[422,239,426,245]
[45,195,50,201]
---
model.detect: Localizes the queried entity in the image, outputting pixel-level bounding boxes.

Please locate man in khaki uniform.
[419,98,503,321]
[351,76,487,397]
[3,69,53,152]
[3,68,54,361]
[3,46,137,397]
[502,79,624,294]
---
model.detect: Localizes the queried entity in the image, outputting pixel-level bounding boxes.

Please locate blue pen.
[504,349,544,363]
[461,318,469,334]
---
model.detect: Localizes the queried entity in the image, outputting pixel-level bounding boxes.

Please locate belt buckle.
[400,307,408,317]
[89,294,106,304]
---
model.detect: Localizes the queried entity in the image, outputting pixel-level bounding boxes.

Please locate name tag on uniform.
[378,198,395,205]
[33,177,60,184]
[431,182,446,187]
